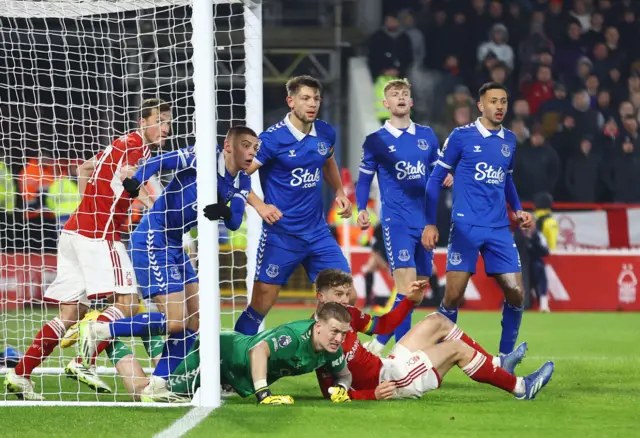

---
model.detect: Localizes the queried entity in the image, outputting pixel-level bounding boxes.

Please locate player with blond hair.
[356,79,452,355]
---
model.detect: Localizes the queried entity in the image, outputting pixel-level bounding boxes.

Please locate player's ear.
[286,95,294,110]
[223,138,232,152]
[382,99,390,110]
[477,100,483,113]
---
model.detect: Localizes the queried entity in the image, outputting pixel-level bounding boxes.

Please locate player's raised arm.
[355,136,377,230]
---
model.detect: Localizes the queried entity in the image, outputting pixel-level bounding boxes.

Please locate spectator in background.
[469,0,492,43]
[569,0,591,32]
[373,62,400,125]
[514,130,561,202]
[531,192,558,313]
[630,92,640,114]
[564,135,600,202]
[620,114,640,143]
[45,174,81,230]
[444,84,475,130]
[545,0,570,43]
[0,149,17,252]
[627,72,640,99]
[512,99,532,126]
[619,8,639,60]
[519,13,555,77]
[597,116,620,158]
[537,83,571,137]
[596,89,614,121]
[445,11,474,83]
[489,62,512,92]
[570,89,604,137]
[477,24,515,70]
[582,11,605,51]
[368,13,413,78]
[18,150,60,252]
[585,74,600,106]
[555,21,586,84]
[596,0,615,23]
[424,9,449,71]
[510,118,531,146]
[605,133,640,203]
[505,1,530,54]
[618,100,635,123]
[398,9,426,69]
[590,43,612,82]
[603,26,626,73]
[522,64,555,115]
[571,56,593,92]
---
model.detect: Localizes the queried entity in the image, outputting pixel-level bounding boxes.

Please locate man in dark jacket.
[605,135,640,203]
[564,135,600,202]
[368,14,414,77]
[514,131,561,202]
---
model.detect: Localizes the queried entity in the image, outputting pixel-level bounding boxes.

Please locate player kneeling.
[314,269,554,401]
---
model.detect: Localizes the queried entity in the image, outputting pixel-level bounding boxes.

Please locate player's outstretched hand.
[442,173,454,188]
[122,177,142,198]
[357,210,370,230]
[406,279,429,304]
[257,203,283,225]
[374,381,396,400]
[336,194,352,219]
[328,386,351,403]
[516,210,534,230]
[421,225,439,251]
[203,202,232,221]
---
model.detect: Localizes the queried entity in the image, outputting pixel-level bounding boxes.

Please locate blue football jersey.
[255,115,336,234]
[359,121,439,228]
[437,118,517,227]
[134,145,250,239]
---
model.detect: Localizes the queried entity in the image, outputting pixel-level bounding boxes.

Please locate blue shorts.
[382,225,433,277]
[447,223,521,275]
[254,226,350,285]
[129,227,198,298]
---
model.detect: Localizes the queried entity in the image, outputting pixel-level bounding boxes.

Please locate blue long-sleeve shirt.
[133,145,250,240]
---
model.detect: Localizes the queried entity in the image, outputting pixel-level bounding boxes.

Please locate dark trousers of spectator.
[530,260,548,300]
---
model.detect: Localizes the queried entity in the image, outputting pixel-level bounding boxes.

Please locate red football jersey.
[65,131,150,240]
[342,306,384,390]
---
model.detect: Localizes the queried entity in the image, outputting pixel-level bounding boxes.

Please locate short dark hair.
[226,125,258,140]
[316,302,352,324]
[286,75,322,96]
[140,98,171,119]
[315,269,353,293]
[478,82,509,98]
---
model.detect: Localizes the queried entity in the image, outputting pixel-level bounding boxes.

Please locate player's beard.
[294,107,316,123]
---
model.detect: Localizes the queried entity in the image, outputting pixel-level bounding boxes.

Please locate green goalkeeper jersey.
[220,319,346,397]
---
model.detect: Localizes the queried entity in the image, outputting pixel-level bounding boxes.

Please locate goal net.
[0,0,263,406]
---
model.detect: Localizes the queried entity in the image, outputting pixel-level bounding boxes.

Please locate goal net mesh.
[0,0,249,402]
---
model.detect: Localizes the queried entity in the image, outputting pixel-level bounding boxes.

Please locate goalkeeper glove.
[255,387,294,405]
[328,386,351,403]
[122,177,142,198]
[203,202,232,221]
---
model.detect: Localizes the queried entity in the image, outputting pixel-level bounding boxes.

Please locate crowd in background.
[369,0,640,203]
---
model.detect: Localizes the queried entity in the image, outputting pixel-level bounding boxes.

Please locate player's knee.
[60,305,86,327]
[443,287,465,308]
[504,284,524,306]
[187,313,199,331]
[425,312,452,334]
[250,282,279,315]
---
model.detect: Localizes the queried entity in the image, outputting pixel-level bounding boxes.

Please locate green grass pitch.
[1,309,639,437]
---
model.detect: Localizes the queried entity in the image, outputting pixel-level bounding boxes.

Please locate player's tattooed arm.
[247,190,283,225]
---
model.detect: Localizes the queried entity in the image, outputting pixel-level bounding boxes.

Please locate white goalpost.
[0,0,263,408]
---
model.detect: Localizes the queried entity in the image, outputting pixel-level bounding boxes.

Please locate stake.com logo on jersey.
[395,160,425,180]
[290,167,321,188]
[474,162,505,185]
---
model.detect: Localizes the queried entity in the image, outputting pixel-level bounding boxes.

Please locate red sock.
[443,326,492,359]
[15,318,66,378]
[462,351,517,393]
[89,307,125,365]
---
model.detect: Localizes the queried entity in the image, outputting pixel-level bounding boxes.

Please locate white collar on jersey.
[284,113,317,141]
[384,120,416,138]
[474,118,505,139]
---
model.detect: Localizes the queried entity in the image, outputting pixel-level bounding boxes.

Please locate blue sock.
[109,312,167,338]
[153,328,198,379]
[375,294,412,346]
[234,305,264,335]
[438,301,459,323]
[499,301,523,354]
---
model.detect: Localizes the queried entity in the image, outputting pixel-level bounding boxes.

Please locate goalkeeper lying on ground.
[150,301,353,404]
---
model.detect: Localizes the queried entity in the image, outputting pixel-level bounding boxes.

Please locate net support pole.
[192,0,220,409]
[244,2,263,321]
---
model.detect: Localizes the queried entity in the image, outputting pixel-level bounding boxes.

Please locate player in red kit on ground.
[313,269,554,401]
[4,98,172,400]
